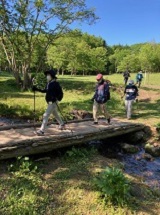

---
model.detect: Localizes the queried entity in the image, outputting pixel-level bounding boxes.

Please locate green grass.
[0,71,160,124]
[0,148,159,215]
[0,71,160,214]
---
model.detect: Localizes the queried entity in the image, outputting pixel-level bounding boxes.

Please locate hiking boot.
[93,121,98,125]
[58,124,65,130]
[35,130,44,136]
[107,117,111,124]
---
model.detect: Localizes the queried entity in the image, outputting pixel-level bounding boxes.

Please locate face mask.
[46,75,52,82]
[97,79,102,84]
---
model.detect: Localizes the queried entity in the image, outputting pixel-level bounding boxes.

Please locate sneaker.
[58,124,65,130]
[35,130,44,136]
[107,117,111,124]
[93,121,98,125]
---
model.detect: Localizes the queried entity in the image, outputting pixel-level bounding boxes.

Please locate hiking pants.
[136,80,142,88]
[124,77,128,86]
[93,100,110,122]
[125,99,134,119]
[40,102,64,132]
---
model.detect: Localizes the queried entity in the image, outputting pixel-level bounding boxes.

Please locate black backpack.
[56,84,63,101]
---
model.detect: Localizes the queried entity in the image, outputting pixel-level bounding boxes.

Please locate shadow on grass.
[142,86,160,92]
[0,103,38,119]
[29,146,160,215]
[135,99,160,119]
[2,75,159,122]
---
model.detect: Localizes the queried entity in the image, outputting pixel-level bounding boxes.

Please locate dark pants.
[136,80,142,88]
[124,77,128,85]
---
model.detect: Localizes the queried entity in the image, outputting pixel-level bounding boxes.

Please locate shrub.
[156,122,160,133]
[93,167,131,206]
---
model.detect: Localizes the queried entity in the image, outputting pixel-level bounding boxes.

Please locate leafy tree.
[117,54,141,73]
[0,0,97,89]
[109,48,130,73]
[47,31,107,75]
[139,43,160,72]
[89,47,107,72]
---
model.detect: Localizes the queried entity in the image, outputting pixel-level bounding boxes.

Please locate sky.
[74,0,160,46]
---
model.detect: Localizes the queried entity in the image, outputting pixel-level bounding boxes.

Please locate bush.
[93,167,131,206]
[156,122,160,133]
[33,72,46,89]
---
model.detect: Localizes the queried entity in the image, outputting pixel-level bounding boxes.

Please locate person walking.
[32,69,64,136]
[122,80,138,120]
[91,73,111,125]
[123,69,130,86]
[136,70,143,88]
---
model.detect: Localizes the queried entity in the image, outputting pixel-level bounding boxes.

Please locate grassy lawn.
[1,71,159,122]
[0,71,160,214]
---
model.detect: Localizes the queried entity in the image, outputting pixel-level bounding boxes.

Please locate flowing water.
[98,141,160,190]
[122,148,160,189]
[1,117,160,190]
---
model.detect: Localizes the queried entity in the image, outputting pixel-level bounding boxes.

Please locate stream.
[98,141,160,190]
[1,117,160,190]
[122,148,160,189]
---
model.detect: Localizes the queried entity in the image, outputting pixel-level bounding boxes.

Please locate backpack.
[95,81,110,104]
[56,84,63,101]
[123,71,130,78]
[105,80,111,100]
[138,74,142,80]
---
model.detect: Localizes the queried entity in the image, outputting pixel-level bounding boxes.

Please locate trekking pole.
[55,102,73,134]
[32,78,36,130]
[136,98,140,115]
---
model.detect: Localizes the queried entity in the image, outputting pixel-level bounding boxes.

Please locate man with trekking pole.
[32,69,64,136]
[121,80,138,120]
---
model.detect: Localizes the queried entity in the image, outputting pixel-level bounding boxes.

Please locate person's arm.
[121,87,126,98]
[91,85,97,101]
[32,85,47,93]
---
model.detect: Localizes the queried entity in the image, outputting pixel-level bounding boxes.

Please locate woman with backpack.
[91,73,111,125]
[32,69,64,136]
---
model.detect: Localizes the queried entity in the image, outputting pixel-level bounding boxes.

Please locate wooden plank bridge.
[0,118,145,160]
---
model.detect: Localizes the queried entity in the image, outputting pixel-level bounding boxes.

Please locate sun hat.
[96,73,103,80]
[44,69,57,79]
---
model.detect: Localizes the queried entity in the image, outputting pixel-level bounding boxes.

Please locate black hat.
[44,69,57,79]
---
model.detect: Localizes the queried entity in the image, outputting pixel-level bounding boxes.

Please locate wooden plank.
[0,119,144,160]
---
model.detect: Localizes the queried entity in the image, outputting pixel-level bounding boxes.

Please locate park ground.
[0,72,160,215]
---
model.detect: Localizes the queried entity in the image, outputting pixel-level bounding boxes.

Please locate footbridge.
[0,118,145,160]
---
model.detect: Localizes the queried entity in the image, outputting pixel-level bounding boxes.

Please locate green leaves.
[33,72,46,89]
[93,167,131,206]
[46,31,107,75]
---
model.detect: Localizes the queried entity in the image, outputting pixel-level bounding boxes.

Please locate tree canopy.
[0,0,97,89]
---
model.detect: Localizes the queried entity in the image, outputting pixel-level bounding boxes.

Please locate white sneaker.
[58,124,65,130]
[35,130,44,136]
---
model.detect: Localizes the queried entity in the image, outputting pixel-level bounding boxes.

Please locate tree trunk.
[23,66,31,90]
[13,70,22,87]
[62,69,64,76]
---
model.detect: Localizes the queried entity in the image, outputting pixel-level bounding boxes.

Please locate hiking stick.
[55,102,73,134]
[32,78,36,130]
